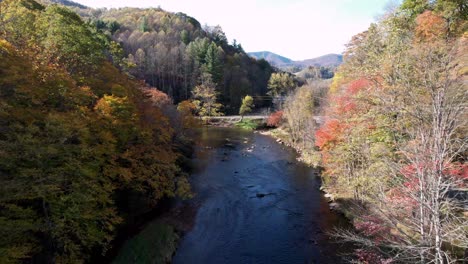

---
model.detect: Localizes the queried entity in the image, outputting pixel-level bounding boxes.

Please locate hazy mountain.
[295,54,343,68]
[248,51,293,67]
[248,51,343,70]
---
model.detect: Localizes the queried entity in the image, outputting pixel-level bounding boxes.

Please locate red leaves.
[335,95,356,113]
[347,78,371,94]
[330,78,370,116]
[401,161,468,184]
[444,162,468,182]
[315,119,346,150]
[355,249,394,264]
[355,215,389,237]
[267,110,283,127]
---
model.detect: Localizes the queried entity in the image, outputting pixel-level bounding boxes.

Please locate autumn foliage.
[415,10,446,41]
[315,119,345,150]
[267,110,283,127]
[317,1,467,262]
[0,0,192,262]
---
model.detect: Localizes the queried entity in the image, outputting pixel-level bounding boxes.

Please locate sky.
[71,0,392,60]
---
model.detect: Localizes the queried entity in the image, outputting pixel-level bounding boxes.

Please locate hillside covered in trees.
[269,0,467,262]
[68,5,275,113]
[1,0,467,263]
[0,0,197,262]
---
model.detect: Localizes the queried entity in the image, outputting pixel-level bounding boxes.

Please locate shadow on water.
[170,127,354,264]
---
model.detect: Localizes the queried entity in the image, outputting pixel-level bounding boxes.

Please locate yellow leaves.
[329,71,345,94]
[0,39,14,54]
[0,3,195,262]
[94,95,136,122]
[94,96,114,117]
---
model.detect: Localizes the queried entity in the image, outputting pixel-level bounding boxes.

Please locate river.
[171,127,350,264]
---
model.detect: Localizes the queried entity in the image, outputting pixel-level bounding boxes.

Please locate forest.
[0,0,467,263]
[73,5,275,113]
[270,0,467,263]
[0,0,201,262]
[0,0,277,262]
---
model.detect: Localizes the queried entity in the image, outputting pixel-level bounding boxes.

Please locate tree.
[325,5,468,263]
[191,73,223,116]
[267,72,297,109]
[0,1,194,261]
[204,42,223,85]
[267,111,283,127]
[138,15,149,32]
[283,85,315,149]
[239,95,254,120]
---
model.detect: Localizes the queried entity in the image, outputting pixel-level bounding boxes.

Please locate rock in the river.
[256,193,266,198]
[329,202,340,210]
[324,193,334,201]
[224,143,235,149]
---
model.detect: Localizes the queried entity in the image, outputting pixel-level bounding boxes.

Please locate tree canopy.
[0,0,193,262]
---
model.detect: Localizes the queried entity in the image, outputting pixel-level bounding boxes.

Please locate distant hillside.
[248,51,293,67]
[248,52,343,70]
[295,54,343,68]
[40,0,88,8]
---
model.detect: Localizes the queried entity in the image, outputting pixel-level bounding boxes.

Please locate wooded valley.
[0,0,466,263]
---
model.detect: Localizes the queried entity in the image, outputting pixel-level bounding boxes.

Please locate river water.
[171,127,350,264]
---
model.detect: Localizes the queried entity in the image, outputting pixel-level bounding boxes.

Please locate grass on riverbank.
[235,119,261,130]
[113,221,179,264]
[262,127,321,167]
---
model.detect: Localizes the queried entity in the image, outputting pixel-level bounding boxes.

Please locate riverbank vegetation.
[113,221,179,264]
[270,0,467,262]
[2,0,466,263]
[0,0,196,262]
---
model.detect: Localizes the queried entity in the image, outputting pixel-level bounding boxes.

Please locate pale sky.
[72,0,392,60]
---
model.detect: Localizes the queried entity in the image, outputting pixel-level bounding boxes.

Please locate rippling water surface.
[172,127,350,264]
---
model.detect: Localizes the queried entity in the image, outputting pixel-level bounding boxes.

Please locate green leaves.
[239,95,254,116]
[267,72,297,97]
[0,1,193,261]
[36,5,105,74]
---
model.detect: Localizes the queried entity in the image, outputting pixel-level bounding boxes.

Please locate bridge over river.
[203,115,326,126]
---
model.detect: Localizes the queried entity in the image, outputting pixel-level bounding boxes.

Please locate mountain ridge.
[248,51,343,69]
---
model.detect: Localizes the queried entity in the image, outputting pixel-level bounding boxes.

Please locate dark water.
[172,127,350,264]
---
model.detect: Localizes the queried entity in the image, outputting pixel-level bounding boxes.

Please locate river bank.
[204,118,354,221]
[256,128,350,216]
[112,127,353,263]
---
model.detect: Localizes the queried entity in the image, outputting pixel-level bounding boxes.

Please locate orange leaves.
[0,3,193,262]
[415,11,446,42]
[329,78,370,116]
[177,100,197,114]
[315,119,346,150]
[0,39,14,54]
[141,87,172,108]
[335,95,357,113]
[347,78,371,94]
